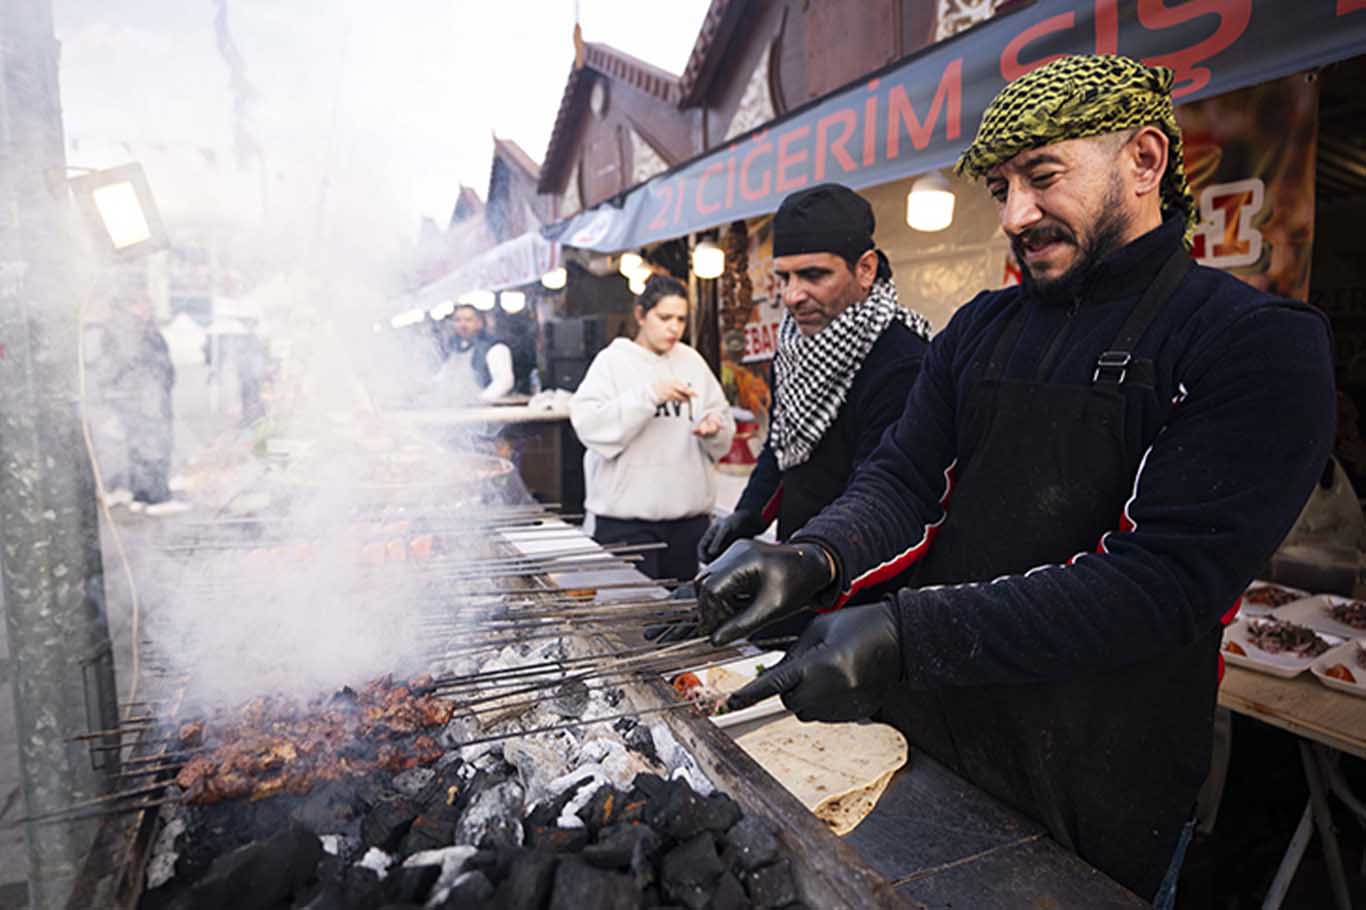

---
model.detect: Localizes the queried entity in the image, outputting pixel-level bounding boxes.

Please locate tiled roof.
[538,29,682,194]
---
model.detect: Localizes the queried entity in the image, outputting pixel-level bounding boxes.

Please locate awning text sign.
[552,0,1366,252]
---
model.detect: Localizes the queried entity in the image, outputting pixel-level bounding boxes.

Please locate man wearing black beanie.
[692,183,932,638]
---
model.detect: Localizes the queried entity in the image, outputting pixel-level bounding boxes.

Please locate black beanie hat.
[772,183,876,260]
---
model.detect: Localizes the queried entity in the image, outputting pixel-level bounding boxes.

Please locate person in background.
[437,304,515,403]
[692,56,1334,905]
[105,293,187,516]
[570,275,735,581]
[693,183,930,634]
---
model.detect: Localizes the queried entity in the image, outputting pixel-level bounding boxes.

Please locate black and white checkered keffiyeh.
[769,278,930,470]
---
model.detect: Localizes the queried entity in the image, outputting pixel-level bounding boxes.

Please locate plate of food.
[1222,617,1343,678]
[1272,594,1366,641]
[1238,581,1311,617]
[1310,639,1366,697]
[669,651,787,729]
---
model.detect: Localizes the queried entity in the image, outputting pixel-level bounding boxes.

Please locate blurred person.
[694,184,931,633]
[436,304,514,403]
[570,275,735,580]
[105,294,187,516]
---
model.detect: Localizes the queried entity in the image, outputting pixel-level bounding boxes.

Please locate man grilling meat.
[692,184,930,637]
[691,55,1334,904]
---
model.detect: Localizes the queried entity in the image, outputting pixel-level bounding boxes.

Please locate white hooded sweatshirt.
[570,338,736,522]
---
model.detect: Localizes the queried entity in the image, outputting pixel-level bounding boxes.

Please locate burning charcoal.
[338,864,386,910]
[723,815,780,871]
[549,678,591,717]
[438,869,495,906]
[630,772,669,803]
[624,723,660,766]
[295,881,346,910]
[647,779,714,841]
[291,782,361,834]
[525,776,593,829]
[494,848,558,907]
[361,795,419,851]
[455,779,525,849]
[745,857,797,909]
[603,686,625,708]
[548,858,637,910]
[400,800,461,856]
[386,863,440,904]
[392,767,437,798]
[712,871,752,910]
[576,785,627,834]
[527,824,591,852]
[613,717,638,735]
[402,845,478,905]
[189,826,323,910]
[660,832,725,910]
[582,822,662,869]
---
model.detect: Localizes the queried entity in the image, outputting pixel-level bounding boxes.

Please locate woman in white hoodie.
[570,275,735,580]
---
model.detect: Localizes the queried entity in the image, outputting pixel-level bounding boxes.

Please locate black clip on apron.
[878,251,1221,900]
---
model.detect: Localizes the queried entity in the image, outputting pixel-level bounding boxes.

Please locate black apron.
[879,252,1220,900]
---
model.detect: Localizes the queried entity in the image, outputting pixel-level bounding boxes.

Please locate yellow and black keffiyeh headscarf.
[954,54,1197,247]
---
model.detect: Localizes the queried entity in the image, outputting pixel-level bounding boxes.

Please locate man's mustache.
[1011,222,1077,253]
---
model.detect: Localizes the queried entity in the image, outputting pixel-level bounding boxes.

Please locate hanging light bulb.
[540,267,567,290]
[429,299,456,320]
[628,273,647,296]
[500,290,527,314]
[618,252,644,279]
[906,170,956,232]
[466,290,496,311]
[692,240,724,279]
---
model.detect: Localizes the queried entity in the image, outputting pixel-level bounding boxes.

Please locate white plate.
[667,650,787,729]
[1309,639,1366,698]
[1238,581,1311,618]
[1222,618,1343,678]
[1272,594,1366,641]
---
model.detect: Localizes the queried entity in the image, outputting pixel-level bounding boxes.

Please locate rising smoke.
[76,4,509,712]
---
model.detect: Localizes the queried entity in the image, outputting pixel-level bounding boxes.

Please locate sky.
[53,0,712,234]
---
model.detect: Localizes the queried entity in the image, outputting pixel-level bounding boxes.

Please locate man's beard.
[1012,183,1130,306]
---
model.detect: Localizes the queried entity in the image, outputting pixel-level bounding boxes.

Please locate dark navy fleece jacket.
[794,217,1336,689]
[735,320,926,540]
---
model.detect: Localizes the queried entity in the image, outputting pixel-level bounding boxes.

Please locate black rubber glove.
[697,509,767,564]
[726,601,902,723]
[696,539,835,646]
[642,583,700,642]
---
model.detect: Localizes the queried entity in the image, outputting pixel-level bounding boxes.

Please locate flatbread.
[733,714,908,835]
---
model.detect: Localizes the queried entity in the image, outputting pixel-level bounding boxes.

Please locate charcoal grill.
[62,492,908,909]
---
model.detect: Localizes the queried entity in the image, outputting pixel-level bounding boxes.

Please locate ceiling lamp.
[628,273,647,296]
[429,300,456,319]
[906,170,956,232]
[692,240,724,280]
[466,290,496,311]
[618,252,644,279]
[500,290,527,314]
[541,267,567,290]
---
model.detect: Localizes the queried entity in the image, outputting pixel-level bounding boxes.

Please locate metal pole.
[0,2,121,908]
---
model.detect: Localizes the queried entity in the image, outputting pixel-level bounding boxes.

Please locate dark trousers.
[593,514,709,582]
[122,412,173,504]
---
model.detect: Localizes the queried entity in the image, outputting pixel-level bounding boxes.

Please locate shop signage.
[548,0,1366,252]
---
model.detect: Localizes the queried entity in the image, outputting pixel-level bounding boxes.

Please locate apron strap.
[1093,251,1192,385]
[982,303,1031,383]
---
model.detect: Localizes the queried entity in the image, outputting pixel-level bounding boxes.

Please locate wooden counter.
[1218,664,1366,759]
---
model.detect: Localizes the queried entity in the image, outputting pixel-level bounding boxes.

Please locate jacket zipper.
[1035,296,1080,381]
